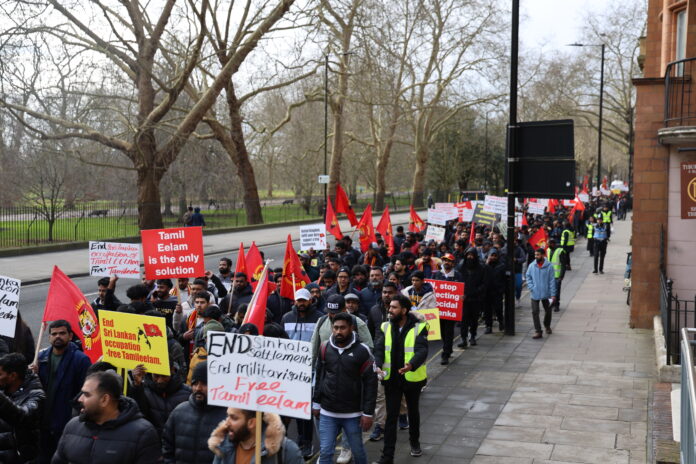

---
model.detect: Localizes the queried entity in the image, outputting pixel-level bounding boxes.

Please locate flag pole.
[31,322,46,367]
[255,410,263,463]
[242,263,270,325]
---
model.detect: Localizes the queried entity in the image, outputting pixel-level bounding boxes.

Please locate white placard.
[563,199,575,207]
[578,193,590,203]
[317,175,330,184]
[0,275,20,338]
[427,209,451,226]
[299,224,327,250]
[515,212,524,227]
[424,225,446,242]
[459,207,475,222]
[88,241,141,277]
[483,195,508,215]
[207,333,312,419]
[527,202,546,215]
[600,188,611,196]
[433,204,459,219]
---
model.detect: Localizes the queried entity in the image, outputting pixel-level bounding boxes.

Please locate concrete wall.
[667,149,696,299]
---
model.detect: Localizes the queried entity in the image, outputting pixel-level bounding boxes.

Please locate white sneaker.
[337,448,352,464]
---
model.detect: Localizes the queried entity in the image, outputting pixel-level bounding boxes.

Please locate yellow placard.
[99,310,170,376]
[414,308,441,341]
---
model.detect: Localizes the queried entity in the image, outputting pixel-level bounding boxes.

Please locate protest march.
[0,181,630,464]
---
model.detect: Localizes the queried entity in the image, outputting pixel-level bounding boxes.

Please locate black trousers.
[554,279,562,309]
[594,240,608,272]
[485,293,504,329]
[461,301,481,340]
[440,319,456,358]
[296,417,313,448]
[587,238,595,256]
[531,299,552,332]
[382,379,425,460]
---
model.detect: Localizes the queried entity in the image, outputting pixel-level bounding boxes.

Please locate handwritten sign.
[99,310,170,375]
[88,241,140,277]
[427,209,453,226]
[414,308,441,341]
[527,202,546,215]
[483,195,508,215]
[0,276,20,337]
[424,225,446,242]
[300,224,327,250]
[207,332,312,419]
[425,279,464,321]
[141,227,205,279]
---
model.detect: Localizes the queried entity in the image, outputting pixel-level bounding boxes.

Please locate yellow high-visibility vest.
[381,321,428,382]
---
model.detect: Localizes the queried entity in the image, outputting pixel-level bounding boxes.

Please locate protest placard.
[88,241,140,277]
[0,275,20,338]
[483,195,508,215]
[459,207,474,222]
[206,333,312,419]
[424,225,446,242]
[578,192,590,203]
[426,208,450,226]
[433,203,459,219]
[414,308,441,341]
[425,279,464,321]
[527,202,546,215]
[471,203,498,226]
[299,224,327,250]
[141,227,205,279]
[99,310,170,375]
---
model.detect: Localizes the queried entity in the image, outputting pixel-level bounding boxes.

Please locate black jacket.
[52,397,161,464]
[162,395,227,464]
[367,302,388,341]
[218,284,254,316]
[313,333,377,415]
[0,373,45,463]
[91,289,122,317]
[485,261,507,296]
[458,259,488,305]
[432,269,463,283]
[129,375,190,437]
[374,312,428,384]
[267,292,293,324]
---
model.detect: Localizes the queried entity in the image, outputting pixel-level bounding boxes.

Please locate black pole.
[597,43,605,190]
[324,54,329,220]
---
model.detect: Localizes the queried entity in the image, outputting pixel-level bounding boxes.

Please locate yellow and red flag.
[246,242,264,282]
[335,184,358,227]
[357,204,377,253]
[280,235,311,300]
[376,205,395,256]
[469,222,476,246]
[529,227,549,250]
[408,205,425,233]
[325,198,343,239]
[234,242,247,279]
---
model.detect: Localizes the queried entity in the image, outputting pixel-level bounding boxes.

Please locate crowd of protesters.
[0,192,628,463]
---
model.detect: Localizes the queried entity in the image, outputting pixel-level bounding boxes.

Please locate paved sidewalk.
[365,217,654,464]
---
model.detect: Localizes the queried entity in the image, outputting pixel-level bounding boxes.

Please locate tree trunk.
[178,190,187,222]
[136,167,164,230]
[411,146,428,207]
[267,157,274,198]
[163,194,173,216]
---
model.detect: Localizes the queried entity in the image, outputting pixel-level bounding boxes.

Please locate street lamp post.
[568,42,606,190]
[324,54,329,219]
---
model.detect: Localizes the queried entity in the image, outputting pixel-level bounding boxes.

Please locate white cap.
[294,288,311,301]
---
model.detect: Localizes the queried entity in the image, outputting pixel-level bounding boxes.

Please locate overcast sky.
[520,0,609,52]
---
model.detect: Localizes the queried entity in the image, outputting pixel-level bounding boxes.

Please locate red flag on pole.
[521,214,528,226]
[547,199,556,214]
[280,235,311,300]
[528,228,549,250]
[357,204,377,253]
[235,243,247,278]
[246,242,264,282]
[242,266,269,335]
[335,184,358,227]
[325,199,343,239]
[469,222,476,246]
[582,175,589,193]
[43,266,103,363]
[408,205,425,233]
[376,205,395,256]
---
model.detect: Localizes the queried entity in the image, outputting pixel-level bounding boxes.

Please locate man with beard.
[34,320,91,464]
[432,253,463,365]
[52,371,160,463]
[216,258,234,292]
[374,295,428,463]
[0,353,45,463]
[163,362,227,463]
[359,267,384,315]
[150,279,178,330]
[458,248,487,348]
[91,275,122,317]
[313,313,377,464]
[129,362,190,437]
[218,273,254,316]
[526,248,557,339]
[208,409,304,464]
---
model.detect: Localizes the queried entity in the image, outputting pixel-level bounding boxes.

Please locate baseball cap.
[325,294,346,313]
[294,288,311,301]
[441,253,455,262]
[344,293,359,301]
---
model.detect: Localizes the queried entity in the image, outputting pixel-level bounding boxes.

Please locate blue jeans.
[515,273,523,299]
[318,414,367,464]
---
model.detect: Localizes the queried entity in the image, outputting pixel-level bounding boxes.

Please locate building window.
[676,9,687,75]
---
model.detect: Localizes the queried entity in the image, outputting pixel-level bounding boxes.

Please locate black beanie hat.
[191,361,208,385]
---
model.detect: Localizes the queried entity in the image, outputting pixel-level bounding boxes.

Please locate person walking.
[313,312,377,464]
[525,248,557,339]
[374,294,428,463]
[593,216,609,274]
[431,253,462,365]
[586,215,596,257]
[458,248,487,347]
[546,238,568,312]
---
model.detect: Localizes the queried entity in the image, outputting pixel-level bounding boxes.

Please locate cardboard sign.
[483,195,508,215]
[88,241,141,277]
[459,207,475,222]
[99,310,170,375]
[424,225,446,243]
[681,161,696,219]
[426,208,452,226]
[433,203,459,219]
[141,227,205,279]
[425,279,464,321]
[299,224,327,249]
[471,203,498,226]
[0,275,20,338]
[527,202,546,215]
[206,333,312,419]
[414,308,441,341]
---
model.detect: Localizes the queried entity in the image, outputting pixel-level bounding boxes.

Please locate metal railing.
[665,57,696,127]
[661,273,696,365]
[681,328,696,462]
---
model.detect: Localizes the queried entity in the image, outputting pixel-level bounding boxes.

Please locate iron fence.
[661,273,696,365]
[665,56,696,127]
[681,328,696,462]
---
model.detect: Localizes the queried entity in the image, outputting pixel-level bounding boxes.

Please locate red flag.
[335,184,358,227]
[235,243,247,278]
[243,267,269,335]
[408,205,425,233]
[547,199,556,214]
[582,175,589,193]
[521,214,528,226]
[357,204,377,253]
[43,266,102,363]
[602,176,608,190]
[280,235,311,300]
[469,222,476,246]
[528,228,549,250]
[325,199,343,239]
[143,323,163,337]
[246,242,264,281]
[376,205,395,256]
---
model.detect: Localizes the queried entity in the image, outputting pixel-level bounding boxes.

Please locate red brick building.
[632,0,696,328]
